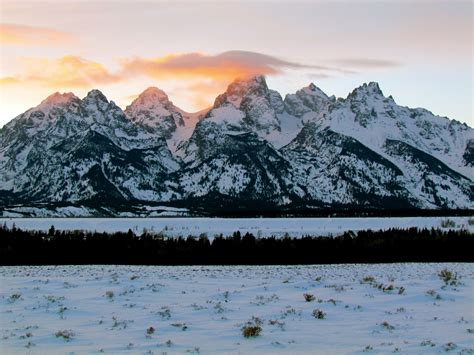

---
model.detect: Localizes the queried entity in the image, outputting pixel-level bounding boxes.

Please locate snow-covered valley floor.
[1,264,473,354]
[1,216,472,238]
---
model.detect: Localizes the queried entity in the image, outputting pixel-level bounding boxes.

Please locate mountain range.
[1,76,472,216]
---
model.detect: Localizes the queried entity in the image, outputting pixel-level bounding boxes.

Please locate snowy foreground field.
[1,264,473,354]
[1,216,472,238]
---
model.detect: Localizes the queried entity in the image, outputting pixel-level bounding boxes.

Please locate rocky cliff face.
[1,76,472,215]
[0,90,179,206]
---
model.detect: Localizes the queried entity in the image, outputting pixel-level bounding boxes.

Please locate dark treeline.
[0,224,473,265]
[3,199,474,218]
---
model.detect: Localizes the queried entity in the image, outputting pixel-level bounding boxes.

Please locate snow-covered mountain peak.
[132,87,171,107]
[84,89,109,103]
[302,83,329,99]
[81,89,121,117]
[213,75,270,109]
[229,75,268,95]
[1,78,472,212]
[125,87,177,117]
[201,75,285,137]
[40,92,80,107]
[348,82,385,100]
[124,87,188,143]
[284,83,331,119]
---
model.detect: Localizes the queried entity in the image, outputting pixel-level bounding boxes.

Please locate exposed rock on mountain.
[1,76,472,216]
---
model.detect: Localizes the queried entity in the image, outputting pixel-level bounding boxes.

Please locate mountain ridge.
[1,76,472,216]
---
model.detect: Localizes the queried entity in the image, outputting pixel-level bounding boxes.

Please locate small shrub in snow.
[438,268,459,286]
[280,307,301,318]
[380,321,395,331]
[303,293,315,302]
[443,342,457,351]
[157,306,171,319]
[223,290,230,302]
[19,332,33,339]
[214,301,225,313]
[105,291,114,300]
[111,316,131,329]
[426,289,442,300]
[242,317,263,338]
[420,339,435,347]
[45,295,65,303]
[440,219,456,228]
[187,346,200,353]
[468,218,474,226]
[9,293,21,302]
[268,319,285,329]
[242,325,262,338]
[58,306,68,319]
[312,309,326,319]
[362,276,375,284]
[171,323,188,331]
[146,326,155,335]
[325,284,345,292]
[55,329,74,341]
[327,298,338,305]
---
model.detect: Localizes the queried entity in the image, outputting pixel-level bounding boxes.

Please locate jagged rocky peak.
[229,75,268,94]
[84,89,109,103]
[348,82,385,99]
[201,75,283,134]
[2,92,82,133]
[28,92,82,119]
[128,87,173,109]
[125,86,185,138]
[302,82,329,98]
[1,77,473,213]
[284,82,331,118]
[81,89,113,113]
[40,92,80,107]
[213,75,270,109]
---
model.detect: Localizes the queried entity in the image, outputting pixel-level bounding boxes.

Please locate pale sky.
[0,0,472,127]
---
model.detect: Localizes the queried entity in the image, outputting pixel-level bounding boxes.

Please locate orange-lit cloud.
[2,56,121,88]
[120,51,342,109]
[121,51,322,82]
[184,80,229,109]
[0,76,21,85]
[0,51,400,113]
[0,23,76,46]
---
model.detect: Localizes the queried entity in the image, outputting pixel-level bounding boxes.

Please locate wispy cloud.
[120,50,326,81]
[0,23,76,46]
[120,50,348,108]
[329,58,401,68]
